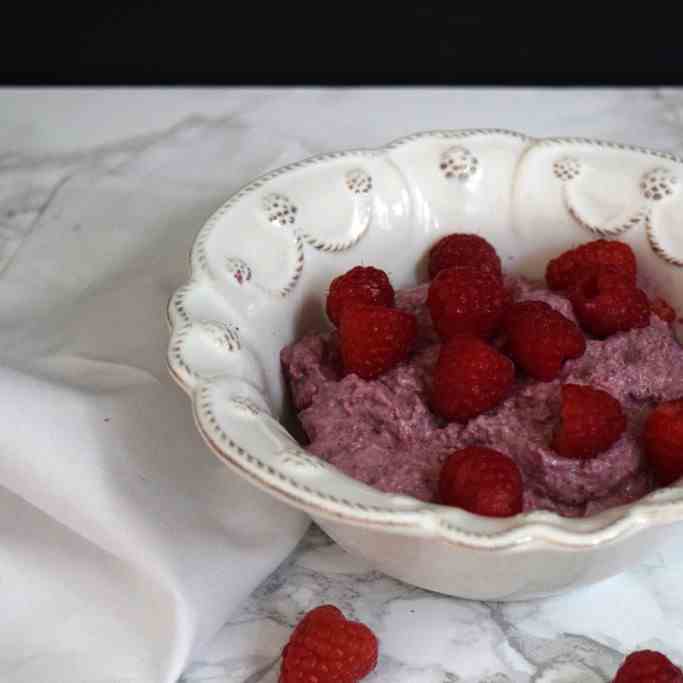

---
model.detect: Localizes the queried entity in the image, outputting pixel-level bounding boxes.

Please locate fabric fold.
[0,121,312,682]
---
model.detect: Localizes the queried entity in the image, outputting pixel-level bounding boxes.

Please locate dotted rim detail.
[562,163,680,252]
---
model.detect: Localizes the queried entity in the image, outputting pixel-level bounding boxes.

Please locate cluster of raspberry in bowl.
[301,233,683,519]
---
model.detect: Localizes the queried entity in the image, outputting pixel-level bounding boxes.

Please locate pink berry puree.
[280,276,683,517]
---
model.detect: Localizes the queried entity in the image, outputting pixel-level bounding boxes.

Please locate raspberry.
[437,447,523,517]
[569,268,650,339]
[546,238,637,291]
[552,383,626,459]
[504,300,586,381]
[643,399,683,485]
[431,334,515,421]
[428,233,503,280]
[326,266,395,327]
[279,604,379,683]
[339,303,417,380]
[651,296,677,323]
[613,650,683,683]
[427,266,507,340]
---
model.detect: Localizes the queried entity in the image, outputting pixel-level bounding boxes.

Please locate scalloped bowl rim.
[167,127,683,551]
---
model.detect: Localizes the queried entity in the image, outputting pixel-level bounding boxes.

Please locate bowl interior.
[168,129,683,547]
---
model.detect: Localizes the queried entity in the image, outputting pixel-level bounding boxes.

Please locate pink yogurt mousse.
[280,276,683,517]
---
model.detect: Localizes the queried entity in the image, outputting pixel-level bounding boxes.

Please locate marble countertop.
[5,87,683,683]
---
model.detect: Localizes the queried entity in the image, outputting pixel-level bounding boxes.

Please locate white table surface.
[4,87,683,683]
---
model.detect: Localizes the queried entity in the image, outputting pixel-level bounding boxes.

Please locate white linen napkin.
[0,119,311,683]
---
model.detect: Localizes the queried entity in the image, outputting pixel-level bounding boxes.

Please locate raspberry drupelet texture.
[569,267,650,338]
[431,334,515,422]
[428,233,503,280]
[427,266,507,340]
[339,303,417,380]
[438,447,524,517]
[612,650,683,683]
[546,238,637,291]
[504,300,586,381]
[279,605,379,683]
[643,399,683,485]
[326,265,394,327]
[552,383,626,459]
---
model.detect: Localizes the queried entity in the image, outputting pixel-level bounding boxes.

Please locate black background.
[2,6,683,85]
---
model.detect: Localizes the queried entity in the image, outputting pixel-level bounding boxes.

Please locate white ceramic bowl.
[167,129,683,601]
